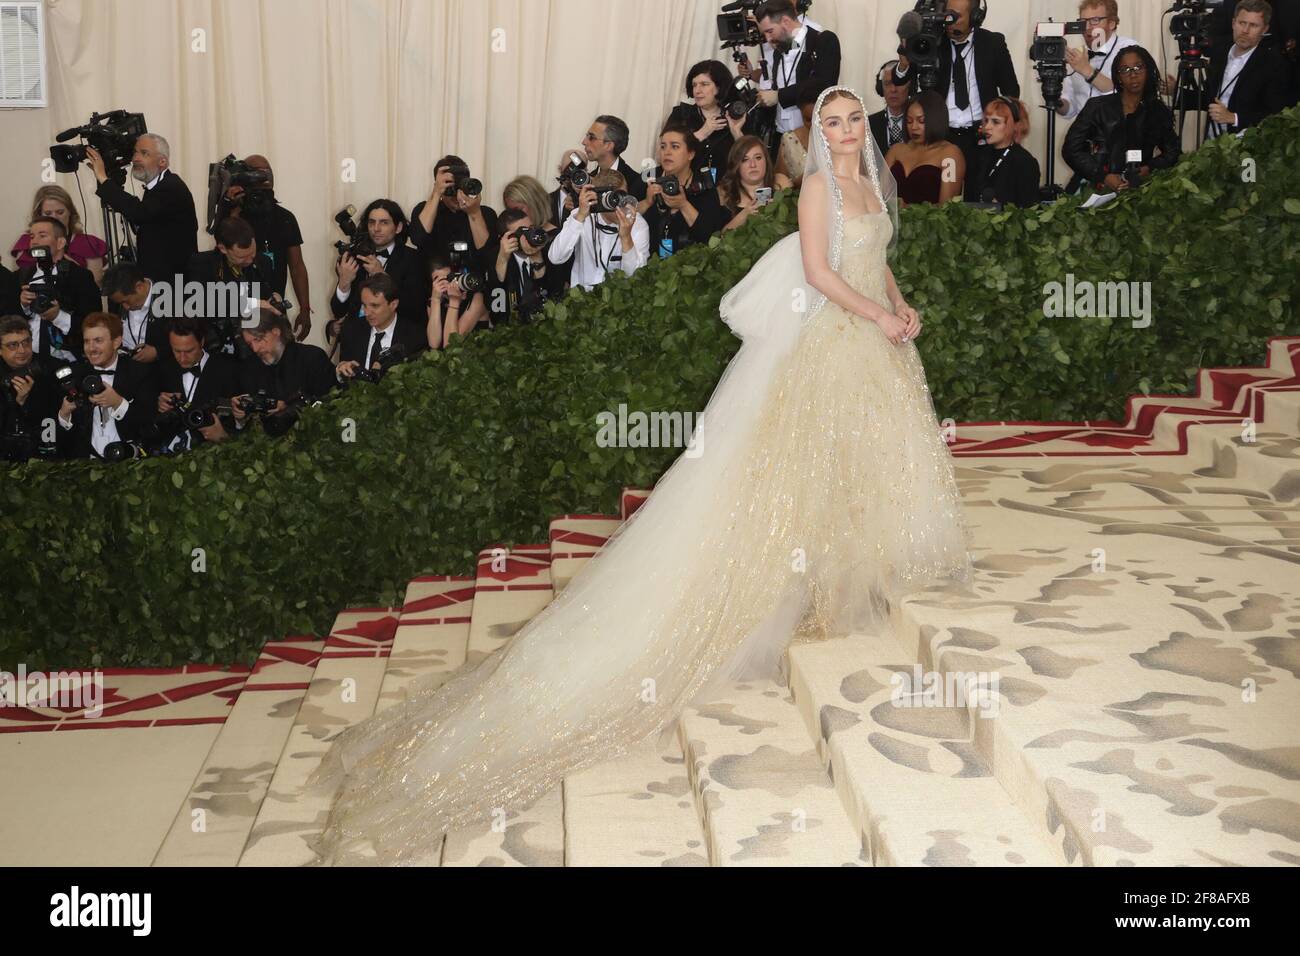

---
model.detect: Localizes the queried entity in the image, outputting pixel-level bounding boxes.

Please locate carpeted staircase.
[2,338,1296,866]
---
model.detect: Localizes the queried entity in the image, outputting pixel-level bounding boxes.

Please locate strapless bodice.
[835,211,892,307]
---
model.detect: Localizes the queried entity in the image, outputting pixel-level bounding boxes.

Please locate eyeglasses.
[1,339,33,351]
[1082,16,1115,26]
[1116,65,1146,75]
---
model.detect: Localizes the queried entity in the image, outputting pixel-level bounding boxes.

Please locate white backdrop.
[0,0,1193,347]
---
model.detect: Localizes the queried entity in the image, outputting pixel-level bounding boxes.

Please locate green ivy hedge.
[4,106,1299,669]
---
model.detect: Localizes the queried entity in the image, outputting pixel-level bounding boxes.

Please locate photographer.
[752,2,841,144]
[1057,2,1139,120]
[55,312,158,460]
[215,155,312,339]
[87,133,198,283]
[580,116,649,203]
[491,210,564,324]
[505,174,573,291]
[639,125,730,259]
[103,262,170,364]
[336,273,427,381]
[427,253,490,348]
[667,60,747,180]
[720,136,793,231]
[893,0,1021,202]
[1,316,61,461]
[235,309,336,435]
[10,186,108,284]
[1205,0,1291,138]
[409,156,499,272]
[1064,45,1180,193]
[549,168,650,293]
[19,217,101,366]
[328,199,427,340]
[152,316,241,451]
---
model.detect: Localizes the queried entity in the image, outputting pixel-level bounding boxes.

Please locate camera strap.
[591,217,622,273]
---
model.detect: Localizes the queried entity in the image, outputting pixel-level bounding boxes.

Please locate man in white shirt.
[750,7,824,133]
[56,312,157,459]
[1207,0,1289,137]
[1058,1,1140,119]
[547,170,649,292]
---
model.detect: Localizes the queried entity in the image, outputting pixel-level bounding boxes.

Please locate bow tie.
[93,367,115,376]
[182,365,202,377]
[1089,49,1108,60]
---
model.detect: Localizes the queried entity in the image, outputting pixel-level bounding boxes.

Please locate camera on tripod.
[48,110,147,184]
[1030,20,1087,111]
[1170,0,1223,55]
[447,241,486,293]
[441,163,483,199]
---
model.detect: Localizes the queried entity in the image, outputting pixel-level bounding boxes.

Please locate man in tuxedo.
[580,116,649,203]
[150,316,242,452]
[1206,0,1291,137]
[894,0,1020,201]
[491,209,566,326]
[755,1,841,143]
[1057,1,1140,120]
[236,310,336,436]
[102,261,172,365]
[55,312,158,460]
[87,133,198,284]
[335,274,427,381]
[186,215,286,338]
[870,60,914,152]
[0,316,62,461]
[328,199,427,341]
[18,217,101,366]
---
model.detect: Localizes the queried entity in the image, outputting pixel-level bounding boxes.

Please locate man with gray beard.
[87,132,199,283]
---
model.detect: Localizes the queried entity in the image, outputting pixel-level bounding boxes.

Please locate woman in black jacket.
[666,60,747,182]
[970,96,1041,208]
[1063,45,1181,194]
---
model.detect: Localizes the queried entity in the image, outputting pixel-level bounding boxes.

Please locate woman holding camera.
[10,186,108,284]
[719,136,793,232]
[666,60,747,182]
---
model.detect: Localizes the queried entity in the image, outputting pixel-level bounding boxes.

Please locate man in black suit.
[328,199,428,342]
[0,315,62,461]
[102,261,172,365]
[55,312,158,460]
[87,133,198,283]
[755,0,841,146]
[491,209,566,327]
[236,310,336,436]
[149,316,242,452]
[894,0,1020,200]
[1206,0,1291,137]
[870,60,915,153]
[580,116,649,204]
[17,217,101,366]
[335,273,427,382]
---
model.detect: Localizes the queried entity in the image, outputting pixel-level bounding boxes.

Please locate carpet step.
[548,514,622,593]
[788,635,1063,866]
[154,636,325,866]
[465,544,553,666]
[237,608,398,867]
[679,680,866,866]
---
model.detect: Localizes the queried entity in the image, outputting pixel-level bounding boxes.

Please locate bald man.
[88,132,199,284]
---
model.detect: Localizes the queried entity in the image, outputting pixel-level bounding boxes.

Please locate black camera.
[332,205,382,260]
[205,154,275,233]
[54,365,107,407]
[898,1,958,93]
[49,110,147,184]
[520,226,550,248]
[26,247,59,314]
[441,164,481,198]
[727,78,759,119]
[237,391,279,416]
[447,241,486,293]
[103,440,148,462]
[590,188,636,214]
[557,153,591,195]
[351,344,409,384]
[1030,21,1086,108]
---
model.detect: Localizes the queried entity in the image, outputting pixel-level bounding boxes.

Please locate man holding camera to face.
[490,209,563,325]
[336,273,427,381]
[328,199,427,343]
[547,170,649,293]
[234,309,336,437]
[87,133,198,284]
[18,217,101,367]
[409,155,499,274]
[151,316,242,452]
[54,312,159,460]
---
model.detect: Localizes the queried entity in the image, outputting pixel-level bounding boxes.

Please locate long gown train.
[306,210,973,864]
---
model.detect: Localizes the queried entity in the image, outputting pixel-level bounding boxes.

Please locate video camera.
[49,110,147,184]
[205,154,275,233]
[896,1,958,93]
[1030,19,1088,110]
[1169,0,1225,58]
